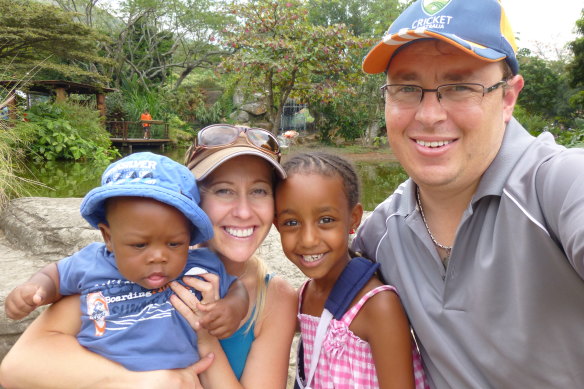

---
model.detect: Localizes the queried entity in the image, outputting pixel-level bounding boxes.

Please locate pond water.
[19,147,408,211]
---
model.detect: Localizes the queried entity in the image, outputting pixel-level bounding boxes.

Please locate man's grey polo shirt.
[353,118,584,388]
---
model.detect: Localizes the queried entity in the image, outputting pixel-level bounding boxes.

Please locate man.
[141,109,153,139]
[352,0,584,388]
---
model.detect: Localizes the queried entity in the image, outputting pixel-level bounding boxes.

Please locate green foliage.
[517,45,580,128]
[220,0,366,132]
[570,118,584,148]
[167,115,191,132]
[120,76,169,121]
[189,71,223,90]
[22,102,118,162]
[0,109,36,207]
[517,55,562,117]
[167,115,195,147]
[513,105,550,135]
[372,135,387,147]
[165,83,205,124]
[568,90,584,116]
[567,9,584,89]
[313,98,370,143]
[553,127,584,148]
[164,69,234,127]
[103,0,230,91]
[0,0,111,84]
[514,105,584,148]
[544,116,584,148]
[310,72,384,144]
[305,0,401,144]
[118,13,175,86]
[566,9,584,117]
[194,102,226,127]
[307,0,369,36]
[307,0,404,38]
[105,91,129,121]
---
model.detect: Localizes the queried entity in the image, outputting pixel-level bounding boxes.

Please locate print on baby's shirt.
[87,291,109,336]
[83,280,179,336]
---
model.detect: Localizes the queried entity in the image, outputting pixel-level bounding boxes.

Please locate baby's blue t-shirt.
[58,242,236,371]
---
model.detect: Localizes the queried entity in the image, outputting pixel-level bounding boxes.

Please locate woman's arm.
[172,276,297,389]
[0,295,211,389]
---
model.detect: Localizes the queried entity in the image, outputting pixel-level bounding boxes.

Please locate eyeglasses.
[185,124,281,166]
[380,80,507,109]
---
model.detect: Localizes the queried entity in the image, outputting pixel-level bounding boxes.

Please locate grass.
[0,100,43,209]
[0,118,23,208]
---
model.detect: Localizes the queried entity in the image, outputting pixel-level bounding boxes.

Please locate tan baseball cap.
[185,140,286,181]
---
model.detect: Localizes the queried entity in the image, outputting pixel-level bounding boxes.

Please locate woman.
[0,124,297,389]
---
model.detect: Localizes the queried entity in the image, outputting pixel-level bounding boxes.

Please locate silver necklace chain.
[416,187,453,256]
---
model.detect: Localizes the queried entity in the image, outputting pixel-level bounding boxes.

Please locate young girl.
[275,152,427,389]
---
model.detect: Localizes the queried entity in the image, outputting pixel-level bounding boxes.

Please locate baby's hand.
[196,298,242,339]
[4,283,48,320]
[181,273,246,339]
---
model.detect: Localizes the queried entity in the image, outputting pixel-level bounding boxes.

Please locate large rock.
[240,101,267,116]
[1,198,101,255]
[229,109,250,123]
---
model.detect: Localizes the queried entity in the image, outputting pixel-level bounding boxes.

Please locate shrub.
[514,105,584,148]
[105,91,129,121]
[551,119,584,148]
[0,109,36,208]
[23,101,118,163]
[513,105,549,135]
[167,115,195,147]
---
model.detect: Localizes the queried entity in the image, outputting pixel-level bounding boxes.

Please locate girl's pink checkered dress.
[298,282,428,389]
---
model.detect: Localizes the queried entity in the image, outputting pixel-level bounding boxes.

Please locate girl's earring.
[349,228,355,234]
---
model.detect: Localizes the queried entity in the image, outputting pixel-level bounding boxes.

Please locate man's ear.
[503,74,524,123]
[350,203,364,233]
[98,223,113,252]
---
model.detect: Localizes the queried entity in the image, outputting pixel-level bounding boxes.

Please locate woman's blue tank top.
[220,274,272,379]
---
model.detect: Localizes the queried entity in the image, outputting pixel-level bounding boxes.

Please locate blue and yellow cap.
[80,152,213,246]
[362,0,518,75]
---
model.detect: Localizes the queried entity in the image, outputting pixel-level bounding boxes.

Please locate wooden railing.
[105,120,169,140]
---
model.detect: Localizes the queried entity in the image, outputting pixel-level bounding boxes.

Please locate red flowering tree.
[220,0,367,133]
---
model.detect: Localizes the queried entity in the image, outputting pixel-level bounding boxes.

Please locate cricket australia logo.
[422,0,452,15]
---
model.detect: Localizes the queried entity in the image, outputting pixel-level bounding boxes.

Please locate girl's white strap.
[304,309,333,389]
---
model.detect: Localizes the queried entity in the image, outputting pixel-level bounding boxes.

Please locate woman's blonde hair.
[244,254,269,333]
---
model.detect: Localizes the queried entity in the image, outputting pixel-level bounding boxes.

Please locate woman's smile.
[224,226,255,238]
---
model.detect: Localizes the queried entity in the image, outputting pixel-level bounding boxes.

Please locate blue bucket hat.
[362,0,519,75]
[80,152,213,245]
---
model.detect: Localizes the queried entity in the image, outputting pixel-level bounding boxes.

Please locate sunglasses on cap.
[185,124,281,165]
